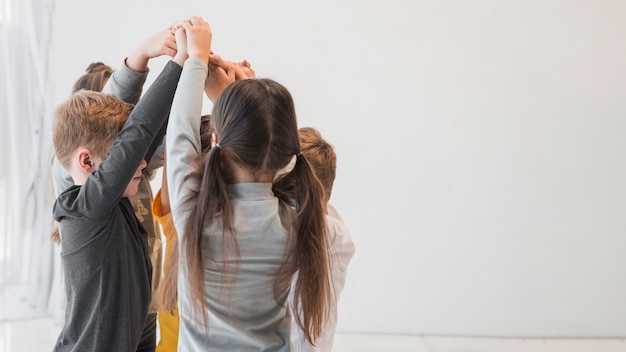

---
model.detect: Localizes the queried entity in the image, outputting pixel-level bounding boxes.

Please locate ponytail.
[276,152,332,344]
[181,144,237,327]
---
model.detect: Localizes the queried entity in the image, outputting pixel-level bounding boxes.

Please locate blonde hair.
[298,127,337,202]
[53,90,133,170]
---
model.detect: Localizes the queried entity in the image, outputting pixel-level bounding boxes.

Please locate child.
[290,127,356,352]
[52,26,177,199]
[71,62,113,92]
[51,27,178,351]
[51,18,211,351]
[154,57,254,352]
[152,114,212,352]
[165,23,331,350]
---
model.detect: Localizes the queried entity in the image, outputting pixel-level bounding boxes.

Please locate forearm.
[165,57,207,213]
[102,58,149,104]
[84,60,182,216]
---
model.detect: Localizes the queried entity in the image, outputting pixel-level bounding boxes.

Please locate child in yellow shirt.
[153,115,212,352]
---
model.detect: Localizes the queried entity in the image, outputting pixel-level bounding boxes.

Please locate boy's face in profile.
[87,153,146,198]
[122,159,147,198]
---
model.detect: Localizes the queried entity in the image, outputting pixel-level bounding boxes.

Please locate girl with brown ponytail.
[71,62,113,92]
[165,21,331,351]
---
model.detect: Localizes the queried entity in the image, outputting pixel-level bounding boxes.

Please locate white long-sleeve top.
[289,203,356,352]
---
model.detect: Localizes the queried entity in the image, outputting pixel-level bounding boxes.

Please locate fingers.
[209,54,255,80]
[231,63,247,80]
[180,17,212,62]
[162,32,178,57]
[209,54,228,72]
[172,27,189,66]
[226,62,236,81]
[188,16,205,27]
[180,19,193,31]
[237,60,255,78]
[174,27,186,42]
[230,61,255,80]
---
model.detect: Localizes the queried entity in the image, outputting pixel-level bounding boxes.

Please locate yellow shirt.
[153,190,179,352]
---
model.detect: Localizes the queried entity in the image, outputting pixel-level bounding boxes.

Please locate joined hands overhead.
[169,16,256,101]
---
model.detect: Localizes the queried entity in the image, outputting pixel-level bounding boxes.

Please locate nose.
[139,159,147,171]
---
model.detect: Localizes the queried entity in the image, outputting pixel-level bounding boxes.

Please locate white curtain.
[0,0,58,321]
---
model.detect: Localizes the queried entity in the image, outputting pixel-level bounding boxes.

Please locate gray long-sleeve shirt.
[166,57,294,351]
[52,60,181,352]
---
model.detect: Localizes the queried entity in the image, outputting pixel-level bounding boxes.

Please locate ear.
[76,148,97,174]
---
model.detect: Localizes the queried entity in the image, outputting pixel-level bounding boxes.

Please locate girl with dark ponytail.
[71,62,113,93]
[165,25,331,351]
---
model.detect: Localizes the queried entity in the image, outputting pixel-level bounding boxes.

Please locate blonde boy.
[52,57,183,351]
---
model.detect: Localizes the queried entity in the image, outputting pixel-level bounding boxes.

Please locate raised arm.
[79,59,183,218]
[105,26,181,175]
[204,54,255,102]
[103,27,178,104]
[165,17,212,219]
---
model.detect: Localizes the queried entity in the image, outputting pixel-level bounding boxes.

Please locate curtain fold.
[0,0,57,321]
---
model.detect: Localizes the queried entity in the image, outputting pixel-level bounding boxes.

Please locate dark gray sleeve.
[102,58,149,104]
[73,60,182,219]
[102,59,165,178]
[144,143,165,180]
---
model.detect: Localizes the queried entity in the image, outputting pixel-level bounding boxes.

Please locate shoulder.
[53,185,82,217]
[324,204,355,256]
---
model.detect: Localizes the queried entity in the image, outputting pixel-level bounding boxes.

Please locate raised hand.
[204,54,255,102]
[180,16,212,64]
[127,27,178,72]
[234,59,255,80]
[209,55,256,80]
[172,26,188,67]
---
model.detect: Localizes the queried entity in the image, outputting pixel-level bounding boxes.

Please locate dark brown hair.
[72,62,113,93]
[182,79,331,344]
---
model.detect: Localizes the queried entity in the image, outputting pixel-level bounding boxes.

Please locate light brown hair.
[298,127,337,202]
[51,63,115,244]
[53,90,133,171]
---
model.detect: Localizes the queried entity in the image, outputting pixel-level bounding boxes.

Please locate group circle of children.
[50,16,355,352]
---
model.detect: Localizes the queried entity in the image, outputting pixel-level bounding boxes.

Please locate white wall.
[53,0,626,337]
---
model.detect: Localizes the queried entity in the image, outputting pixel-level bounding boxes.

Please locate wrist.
[126,50,150,72]
[172,53,188,67]
[189,50,210,65]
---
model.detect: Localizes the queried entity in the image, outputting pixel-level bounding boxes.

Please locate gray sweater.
[51,60,165,313]
[167,58,293,351]
[52,60,181,352]
[50,60,164,313]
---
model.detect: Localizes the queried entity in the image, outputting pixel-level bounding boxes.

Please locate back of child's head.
[298,127,336,203]
[72,62,113,93]
[210,79,299,174]
[183,78,331,343]
[53,90,132,171]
